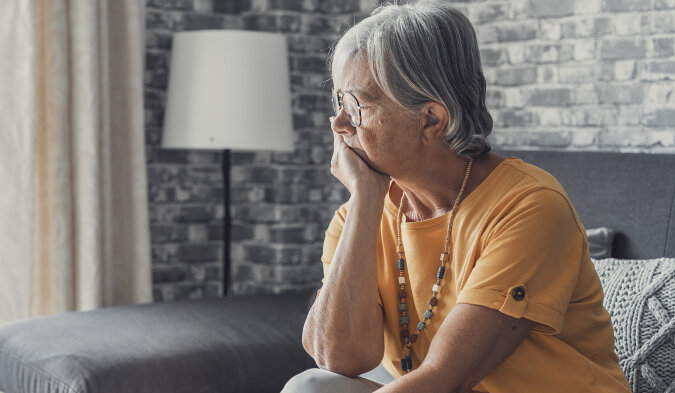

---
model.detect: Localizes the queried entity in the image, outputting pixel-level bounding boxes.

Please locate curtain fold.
[0,0,151,324]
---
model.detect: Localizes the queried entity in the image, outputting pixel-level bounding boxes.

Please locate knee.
[282,368,340,393]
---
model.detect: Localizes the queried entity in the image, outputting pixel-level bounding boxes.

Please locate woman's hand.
[329,119,390,199]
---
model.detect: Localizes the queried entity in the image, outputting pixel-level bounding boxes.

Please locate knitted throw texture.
[592,257,675,393]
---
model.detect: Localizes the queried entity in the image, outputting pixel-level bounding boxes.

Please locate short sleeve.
[456,189,584,335]
[318,203,384,310]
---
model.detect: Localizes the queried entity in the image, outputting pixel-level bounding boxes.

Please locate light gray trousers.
[282,368,386,393]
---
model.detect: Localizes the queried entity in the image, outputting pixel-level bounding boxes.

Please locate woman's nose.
[330,108,356,135]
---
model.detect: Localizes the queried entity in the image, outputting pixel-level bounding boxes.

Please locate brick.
[287,35,336,53]
[231,166,280,183]
[571,129,599,147]
[145,125,162,146]
[618,105,642,125]
[145,31,173,50]
[230,185,265,203]
[649,37,675,57]
[528,0,574,17]
[145,69,168,89]
[537,65,558,84]
[597,83,644,104]
[486,89,504,108]
[296,93,332,112]
[480,48,508,66]
[232,223,255,241]
[495,21,537,42]
[644,82,675,104]
[231,151,271,165]
[268,0,304,11]
[151,225,189,243]
[475,25,498,44]
[528,87,573,106]
[213,0,252,13]
[561,107,617,126]
[188,224,210,242]
[615,60,637,80]
[573,40,597,61]
[598,127,651,148]
[493,129,571,148]
[559,64,600,83]
[290,55,329,73]
[503,87,526,108]
[495,66,537,86]
[187,265,207,281]
[644,60,675,79]
[178,244,220,262]
[643,108,675,127]
[245,13,301,32]
[147,0,193,10]
[144,89,165,109]
[469,3,508,23]
[177,206,216,223]
[525,44,566,63]
[574,0,602,13]
[536,108,562,126]
[574,85,599,105]
[539,20,561,40]
[152,266,188,284]
[601,38,646,60]
[208,224,224,240]
[150,205,180,224]
[193,0,214,12]
[301,14,354,35]
[505,44,525,64]
[656,0,675,8]
[613,13,645,36]
[184,14,225,29]
[317,0,360,13]
[651,12,675,34]
[605,0,651,11]
[561,17,611,38]
[146,10,185,30]
[495,109,534,127]
[152,244,179,264]
[269,225,306,244]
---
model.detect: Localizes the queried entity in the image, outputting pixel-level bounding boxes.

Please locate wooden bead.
[409,333,418,343]
[429,296,438,306]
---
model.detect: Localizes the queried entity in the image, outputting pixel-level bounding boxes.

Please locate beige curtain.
[0,0,152,324]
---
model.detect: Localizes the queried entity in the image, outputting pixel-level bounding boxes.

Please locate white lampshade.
[162,30,295,151]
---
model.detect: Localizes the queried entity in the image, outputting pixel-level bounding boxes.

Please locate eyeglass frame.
[332,90,368,128]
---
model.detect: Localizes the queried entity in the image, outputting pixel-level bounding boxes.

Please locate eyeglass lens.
[332,92,361,128]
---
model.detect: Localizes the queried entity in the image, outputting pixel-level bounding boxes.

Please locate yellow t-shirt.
[320,156,631,392]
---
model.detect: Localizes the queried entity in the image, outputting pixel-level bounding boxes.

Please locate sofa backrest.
[498,150,675,259]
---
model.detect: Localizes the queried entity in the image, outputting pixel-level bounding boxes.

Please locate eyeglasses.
[332,91,367,128]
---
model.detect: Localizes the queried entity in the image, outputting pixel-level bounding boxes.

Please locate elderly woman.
[283,1,630,392]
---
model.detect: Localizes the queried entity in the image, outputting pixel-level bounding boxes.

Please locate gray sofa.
[0,150,674,393]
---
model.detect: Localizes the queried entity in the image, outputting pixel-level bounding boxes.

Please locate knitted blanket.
[592,257,675,393]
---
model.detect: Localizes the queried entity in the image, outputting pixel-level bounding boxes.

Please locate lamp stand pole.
[222,148,231,297]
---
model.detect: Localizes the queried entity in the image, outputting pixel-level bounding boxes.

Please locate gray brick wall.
[145,0,675,301]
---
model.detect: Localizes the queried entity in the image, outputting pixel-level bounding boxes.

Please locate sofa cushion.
[0,293,316,393]
[587,227,615,259]
[592,257,675,393]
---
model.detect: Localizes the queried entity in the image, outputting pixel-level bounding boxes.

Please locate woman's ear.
[420,102,449,145]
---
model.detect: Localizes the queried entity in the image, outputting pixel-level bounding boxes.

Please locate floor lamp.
[161,30,295,296]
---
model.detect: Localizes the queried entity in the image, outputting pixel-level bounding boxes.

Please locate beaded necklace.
[395,159,473,373]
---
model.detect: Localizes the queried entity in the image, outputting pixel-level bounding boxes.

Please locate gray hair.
[330,0,493,160]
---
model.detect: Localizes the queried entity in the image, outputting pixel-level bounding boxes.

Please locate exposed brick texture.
[145,0,675,301]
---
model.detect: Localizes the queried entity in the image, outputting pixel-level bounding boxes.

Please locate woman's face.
[331,58,423,177]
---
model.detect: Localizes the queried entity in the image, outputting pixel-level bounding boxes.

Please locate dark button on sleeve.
[511,286,526,301]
